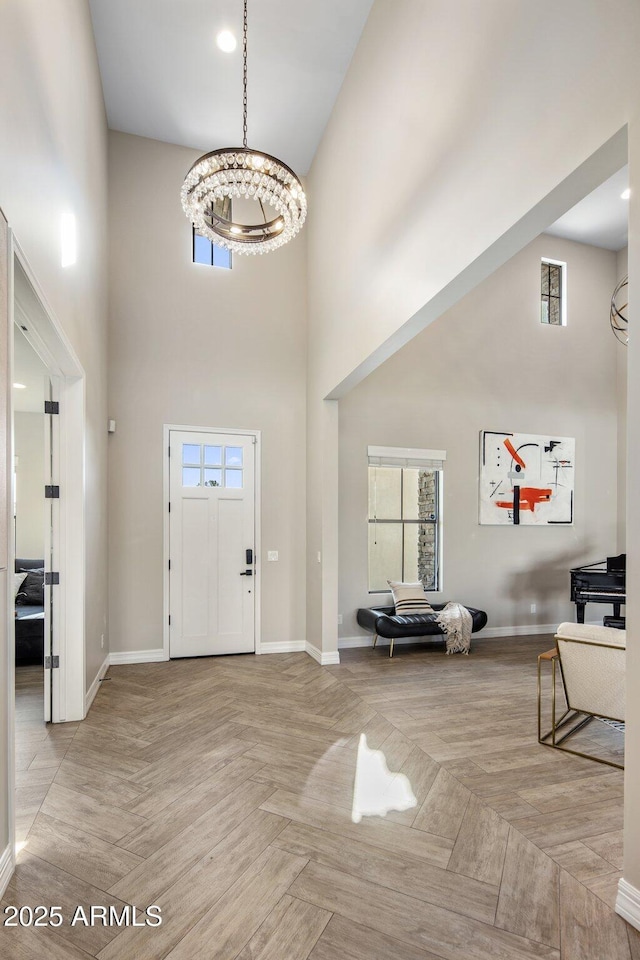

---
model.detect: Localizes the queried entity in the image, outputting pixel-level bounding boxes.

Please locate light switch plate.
[267,551,279,561]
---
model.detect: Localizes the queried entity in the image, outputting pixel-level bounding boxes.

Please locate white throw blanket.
[436,602,472,655]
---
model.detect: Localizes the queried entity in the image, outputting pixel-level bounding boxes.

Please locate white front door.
[168,430,256,657]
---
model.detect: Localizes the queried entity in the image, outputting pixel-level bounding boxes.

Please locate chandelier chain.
[181,0,307,254]
[242,0,248,148]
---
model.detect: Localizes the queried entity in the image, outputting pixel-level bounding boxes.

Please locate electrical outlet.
[317,551,322,563]
[337,614,343,625]
[267,551,279,562]
[530,603,537,614]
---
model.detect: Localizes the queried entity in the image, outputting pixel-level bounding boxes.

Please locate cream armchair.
[540,622,625,769]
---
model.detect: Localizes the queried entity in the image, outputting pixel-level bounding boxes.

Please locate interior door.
[43,376,59,722]
[169,430,256,657]
[44,377,55,723]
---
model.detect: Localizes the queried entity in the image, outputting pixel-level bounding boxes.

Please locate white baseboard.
[85,654,110,714]
[339,620,603,649]
[109,648,167,665]
[616,878,640,931]
[305,642,340,666]
[0,843,14,899]
[257,641,306,655]
[481,623,562,639]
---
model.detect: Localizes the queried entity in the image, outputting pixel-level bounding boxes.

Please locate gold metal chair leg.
[389,638,394,658]
[372,633,378,649]
[537,655,542,742]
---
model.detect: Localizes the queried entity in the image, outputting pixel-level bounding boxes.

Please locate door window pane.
[182,444,201,465]
[204,469,222,486]
[182,467,201,487]
[225,469,243,489]
[225,446,243,467]
[204,445,222,466]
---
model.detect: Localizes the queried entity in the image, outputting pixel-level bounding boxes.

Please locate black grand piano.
[570,553,626,625]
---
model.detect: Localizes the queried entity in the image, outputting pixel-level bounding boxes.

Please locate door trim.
[162,423,262,659]
[10,235,86,727]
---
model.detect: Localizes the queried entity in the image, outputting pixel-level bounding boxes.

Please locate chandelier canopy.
[181,0,306,255]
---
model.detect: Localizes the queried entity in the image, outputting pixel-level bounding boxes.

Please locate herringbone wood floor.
[4,636,635,960]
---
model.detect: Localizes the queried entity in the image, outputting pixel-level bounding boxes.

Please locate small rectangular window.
[181,443,242,488]
[367,447,445,593]
[541,258,566,325]
[192,228,232,270]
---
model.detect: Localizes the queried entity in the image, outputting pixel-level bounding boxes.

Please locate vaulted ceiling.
[89,0,374,175]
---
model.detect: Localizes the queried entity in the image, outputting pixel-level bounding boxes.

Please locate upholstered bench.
[357,603,488,657]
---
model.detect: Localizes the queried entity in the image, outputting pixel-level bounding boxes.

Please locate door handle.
[240,570,253,576]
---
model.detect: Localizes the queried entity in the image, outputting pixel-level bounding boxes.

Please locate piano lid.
[570,553,626,574]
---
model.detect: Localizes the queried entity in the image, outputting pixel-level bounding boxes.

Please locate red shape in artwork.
[496,487,553,513]
[503,438,526,468]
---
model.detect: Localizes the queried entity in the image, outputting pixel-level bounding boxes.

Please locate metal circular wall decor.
[181,0,307,255]
[610,275,628,345]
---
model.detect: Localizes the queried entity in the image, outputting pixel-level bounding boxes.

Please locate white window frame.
[367,446,445,596]
[541,257,567,326]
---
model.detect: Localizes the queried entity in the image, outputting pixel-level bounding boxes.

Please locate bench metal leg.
[372,633,378,649]
[389,638,394,658]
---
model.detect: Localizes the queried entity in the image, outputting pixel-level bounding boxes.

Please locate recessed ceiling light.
[621,188,631,200]
[216,30,237,53]
[13,383,26,389]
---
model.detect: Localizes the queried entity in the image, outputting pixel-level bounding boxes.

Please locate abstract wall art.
[479,431,575,526]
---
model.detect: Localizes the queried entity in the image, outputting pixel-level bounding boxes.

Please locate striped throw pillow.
[387,581,434,615]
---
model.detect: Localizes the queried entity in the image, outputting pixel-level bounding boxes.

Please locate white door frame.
[163,423,262,659]
[8,234,86,719]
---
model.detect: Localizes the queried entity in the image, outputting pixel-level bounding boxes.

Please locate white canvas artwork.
[479,431,575,526]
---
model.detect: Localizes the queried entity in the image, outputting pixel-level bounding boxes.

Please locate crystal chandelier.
[181,0,307,255]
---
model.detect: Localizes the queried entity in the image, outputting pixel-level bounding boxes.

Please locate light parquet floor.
[3,635,634,960]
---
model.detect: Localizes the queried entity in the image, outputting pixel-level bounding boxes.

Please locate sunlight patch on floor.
[351,733,416,823]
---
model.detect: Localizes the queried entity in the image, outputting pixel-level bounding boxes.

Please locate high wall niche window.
[192,198,233,269]
[193,228,232,269]
[541,258,566,325]
[368,447,445,593]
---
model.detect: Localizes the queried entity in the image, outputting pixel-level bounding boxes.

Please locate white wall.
[339,235,619,639]
[107,131,307,655]
[14,413,44,561]
[0,0,108,870]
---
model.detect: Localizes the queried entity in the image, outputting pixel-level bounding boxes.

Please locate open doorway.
[9,247,86,847]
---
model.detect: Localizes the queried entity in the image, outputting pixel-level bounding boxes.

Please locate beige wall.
[339,235,619,639]
[0,212,9,861]
[107,131,307,655]
[0,0,108,862]
[615,247,628,552]
[307,0,639,400]
[622,120,640,901]
[14,413,45,561]
[305,0,639,665]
